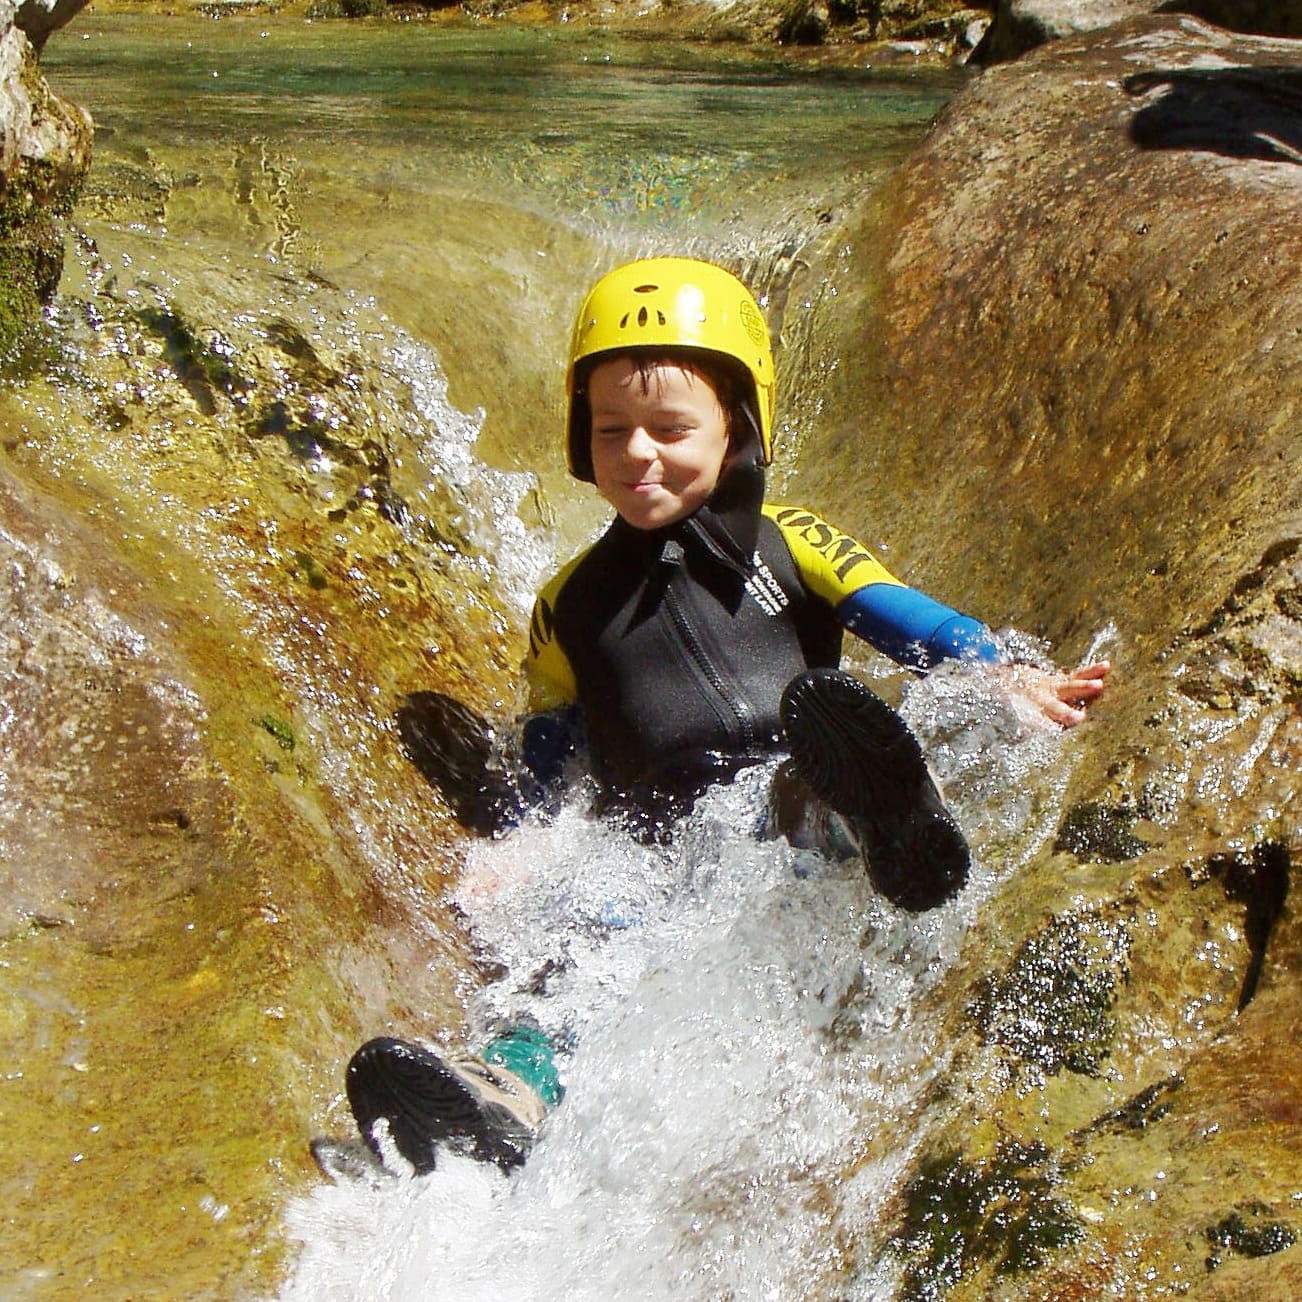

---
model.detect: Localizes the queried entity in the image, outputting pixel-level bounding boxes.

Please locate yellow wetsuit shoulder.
[524,548,588,712]
[763,503,904,604]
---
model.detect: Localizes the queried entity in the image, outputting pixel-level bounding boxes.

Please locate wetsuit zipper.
[661,539,758,753]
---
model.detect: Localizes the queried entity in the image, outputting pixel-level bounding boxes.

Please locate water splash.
[8,215,1109,1302]
[41,233,547,610]
[279,668,1089,1300]
[4,231,551,915]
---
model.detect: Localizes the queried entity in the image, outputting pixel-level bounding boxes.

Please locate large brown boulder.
[801,12,1302,1294]
[974,0,1302,64]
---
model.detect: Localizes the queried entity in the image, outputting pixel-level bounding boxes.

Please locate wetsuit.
[524,458,999,813]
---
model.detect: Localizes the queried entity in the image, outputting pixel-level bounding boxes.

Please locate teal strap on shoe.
[482,1024,564,1109]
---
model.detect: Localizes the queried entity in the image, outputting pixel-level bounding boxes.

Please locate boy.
[331,257,1108,1180]
[522,257,1106,857]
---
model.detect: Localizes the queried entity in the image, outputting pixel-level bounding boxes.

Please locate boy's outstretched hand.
[995,660,1111,728]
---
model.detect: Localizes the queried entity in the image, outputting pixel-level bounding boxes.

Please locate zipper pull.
[660,538,685,568]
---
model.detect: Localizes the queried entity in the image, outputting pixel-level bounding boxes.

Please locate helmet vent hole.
[637,306,648,327]
[633,283,659,294]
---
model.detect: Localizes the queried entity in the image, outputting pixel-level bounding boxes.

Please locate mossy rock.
[0,36,93,352]
[892,1139,1086,1297]
[968,909,1131,1077]
[1054,800,1152,862]
[1204,1204,1298,1272]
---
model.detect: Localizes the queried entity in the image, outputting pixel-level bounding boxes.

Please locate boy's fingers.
[1060,677,1105,699]
[1046,698,1087,727]
[1059,662,1110,700]
[1073,660,1111,680]
[994,663,1107,725]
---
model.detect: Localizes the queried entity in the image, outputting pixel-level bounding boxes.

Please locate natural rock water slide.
[0,4,1298,1298]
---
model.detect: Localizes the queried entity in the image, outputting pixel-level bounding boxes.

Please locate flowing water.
[280,699,1101,1302]
[5,16,1124,1299]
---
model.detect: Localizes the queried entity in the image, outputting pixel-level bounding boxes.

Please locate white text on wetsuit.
[746,554,789,616]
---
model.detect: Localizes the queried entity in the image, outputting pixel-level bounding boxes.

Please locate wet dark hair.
[569,347,761,483]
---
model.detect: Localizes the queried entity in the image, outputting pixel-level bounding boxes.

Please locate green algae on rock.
[1053,800,1152,862]
[968,909,1131,1078]
[892,1140,1086,1299]
[1204,1205,1298,1273]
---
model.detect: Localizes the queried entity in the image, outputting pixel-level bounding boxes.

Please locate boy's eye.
[593,421,693,441]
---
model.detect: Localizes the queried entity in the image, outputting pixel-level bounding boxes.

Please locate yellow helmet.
[566,257,775,482]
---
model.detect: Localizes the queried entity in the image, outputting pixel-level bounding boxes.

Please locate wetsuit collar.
[603,453,766,580]
[665,453,764,590]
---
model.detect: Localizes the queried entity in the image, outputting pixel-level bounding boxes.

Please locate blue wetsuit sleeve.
[765,504,1002,672]
[518,705,585,800]
[837,582,1002,671]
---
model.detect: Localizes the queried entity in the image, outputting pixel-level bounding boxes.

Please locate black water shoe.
[346,1036,544,1175]
[780,668,969,912]
[395,692,519,837]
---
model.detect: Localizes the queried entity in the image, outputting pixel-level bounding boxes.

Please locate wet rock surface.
[975,0,1302,66]
[809,13,1302,1297]
[0,256,527,1294]
[0,5,1298,1297]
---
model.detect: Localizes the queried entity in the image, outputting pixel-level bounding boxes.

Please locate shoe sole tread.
[780,669,969,911]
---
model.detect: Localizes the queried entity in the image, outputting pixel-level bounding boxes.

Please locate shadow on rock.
[1206,839,1292,1012]
[1124,66,1302,162]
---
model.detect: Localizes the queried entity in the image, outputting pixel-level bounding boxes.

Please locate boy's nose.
[624,425,656,461]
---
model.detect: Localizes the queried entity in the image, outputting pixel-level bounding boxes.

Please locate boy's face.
[588,357,730,531]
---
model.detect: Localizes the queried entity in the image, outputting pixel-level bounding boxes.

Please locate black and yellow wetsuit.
[524,459,999,810]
